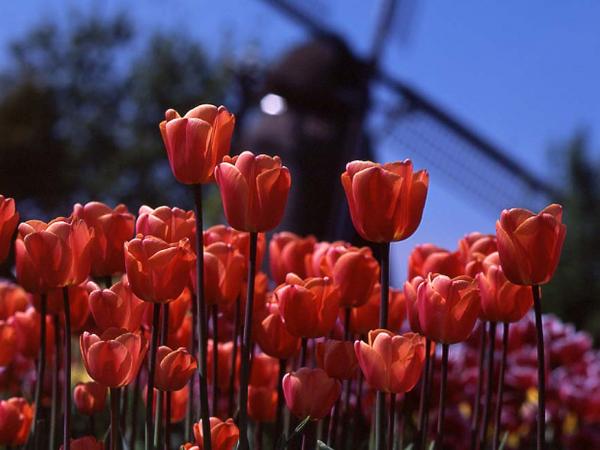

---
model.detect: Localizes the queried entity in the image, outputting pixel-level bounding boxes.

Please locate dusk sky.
[2,0,599,282]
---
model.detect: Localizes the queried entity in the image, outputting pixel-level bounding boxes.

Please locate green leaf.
[427,441,435,450]
[498,431,509,450]
[317,441,335,450]
[403,444,414,450]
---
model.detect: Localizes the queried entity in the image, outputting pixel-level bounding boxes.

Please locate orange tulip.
[80,328,147,388]
[496,204,566,285]
[341,160,429,243]
[0,196,19,263]
[136,205,196,245]
[0,320,17,366]
[124,235,194,303]
[73,381,107,415]
[202,242,245,306]
[407,243,464,279]
[0,397,33,446]
[316,340,358,380]
[458,232,497,277]
[192,417,240,450]
[215,151,291,232]
[0,282,29,320]
[15,218,92,293]
[204,224,267,267]
[403,276,425,334]
[33,281,96,332]
[248,386,277,422]
[417,274,480,344]
[160,104,235,185]
[254,304,301,360]
[9,307,55,359]
[347,284,406,335]
[283,368,341,420]
[60,436,104,450]
[276,273,340,338]
[269,232,316,284]
[249,353,279,388]
[155,345,197,391]
[476,252,532,323]
[73,201,134,276]
[354,329,426,394]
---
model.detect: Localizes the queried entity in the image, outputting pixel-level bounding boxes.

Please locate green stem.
[379,242,390,329]
[532,285,546,450]
[435,344,449,450]
[480,322,497,448]
[470,323,487,450]
[110,388,120,450]
[492,323,509,450]
[146,303,161,450]
[62,287,72,450]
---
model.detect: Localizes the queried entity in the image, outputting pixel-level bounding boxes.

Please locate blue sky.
[1,0,599,282]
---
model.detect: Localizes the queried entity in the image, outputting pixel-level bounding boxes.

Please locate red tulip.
[215,151,291,232]
[207,341,239,393]
[148,385,190,423]
[276,273,340,338]
[403,276,425,334]
[15,218,92,292]
[269,232,316,284]
[254,304,301,360]
[496,204,566,285]
[283,368,341,420]
[89,286,131,333]
[0,196,19,263]
[192,417,240,450]
[476,252,532,323]
[33,281,96,332]
[0,397,33,445]
[458,232,497,277]
[0,320,17,366]
[9,307,55,359]
[204,225,267,267]
[316,340,358,380]
[417,274,480,344]
[249,353,279,388]
[124,235,194,303]
[136,205,196,245]
[407,243,464,280]
[60,436,104,450]
[155,345,197,391]
[327,245,379,308]
[341,160,429,243]
[73,381,107,415]
[248,386,277,422]
[160,104,235,185]
[202,242,245,306]
[0,282,29,320]
[73,201,134,276]
[354,329,426,394]
[80,328,147,388]
[347,284,406,335]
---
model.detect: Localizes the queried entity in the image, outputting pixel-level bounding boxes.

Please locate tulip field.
[0,103,598,450]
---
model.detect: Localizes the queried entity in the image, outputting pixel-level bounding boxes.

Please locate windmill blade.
[374,73,564,210]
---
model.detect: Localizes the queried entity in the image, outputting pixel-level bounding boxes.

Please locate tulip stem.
[326,398,339,448]
[110,388,120,450]
[154,303,170,449]
[62,287,72,450]
[435,344,449,450]
[532,285,546,450]
[193,183,212,450]
[492,323,509,450]
[470,322,487,450]
[353,369,364,444]
[300,338,308,368]
[387,393,396,450]
[212,304,219,414]
[49,314,61,450]
[228,296,241,418]
[275,359,287,443]
[379,242,390,329]
[31,294,47,442]
[186,297,198,440]
[340,378,352,450]
[129,366,141,450]
[301,421,316,450]
[418,338,432,450]
[375,391,386,450]
[121,386,129,435]
[165,391,172,450]
[146,303,161,450]
[238,231,258,450]
[343,308,351,341]
[480,322,497,449]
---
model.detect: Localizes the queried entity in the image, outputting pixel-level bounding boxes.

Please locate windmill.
[233,0,563,242]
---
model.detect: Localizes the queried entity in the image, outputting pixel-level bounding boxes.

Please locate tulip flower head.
[269,232,316,284]
[283,367,341,420]
[408,243,464,280]
[276,273,340,338]
[0,320,17,366]
[0,397,33,446]
[0,282,29,320]
[60,436,104,450]
[458,232,497,277]
[354,329,426,394]
[136,205,196,245]
[496,203,566,285]
[192,417,240,450]
[73,381,107,415]
[417,274,480,344]
[0,195,19,263]
[215,151,291,232]
[80,328,147,388]
[160,104,235,185]
[347,284,406,335]
[316,339,358,380]
[254,304,301,360]
[341,160,429,243]
[155,345,197,391]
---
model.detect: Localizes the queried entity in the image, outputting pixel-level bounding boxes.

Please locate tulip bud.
[283,368,341,420]
[408,243,464,280]
[0,196,19,263]
[0,397,33,446]
[269,232,316,284]
[155,346,197,391]
[192,417,240,450]
[0,282,29,320]
[136,205,196,245]
[316,340,358,380]
[60,436,104,450]
[73,381,107,415]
